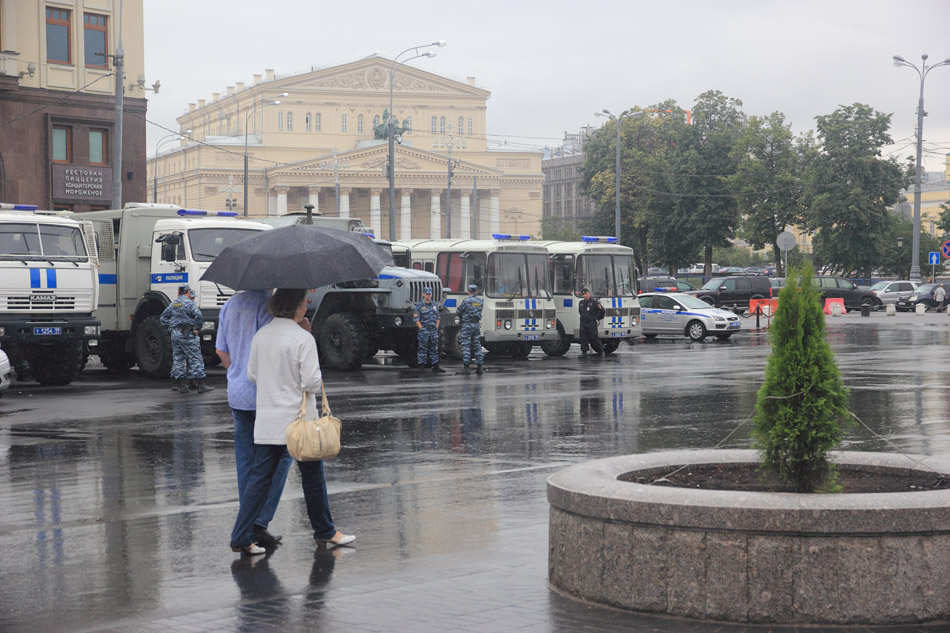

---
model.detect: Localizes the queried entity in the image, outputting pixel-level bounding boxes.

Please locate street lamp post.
[594,109,643,243]
[244,93,288,217]
[320,149,350,215]
[897,236,905,280]
[388,40,445,240]
[893,53,950,280]
[433,124,464,237]
[153,132,183,203]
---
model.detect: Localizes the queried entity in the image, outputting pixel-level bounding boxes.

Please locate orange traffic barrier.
[823,298,845,315]
[749,298,778,315]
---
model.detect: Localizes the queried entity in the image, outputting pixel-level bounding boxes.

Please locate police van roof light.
[178,209,208,216]
[0,203,39,210]
[217,211,238,217]
[492,233,531,241]
[362,232,376,239]
[581,235,618,243]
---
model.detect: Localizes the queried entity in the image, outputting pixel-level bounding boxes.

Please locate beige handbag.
[285,386,341,461]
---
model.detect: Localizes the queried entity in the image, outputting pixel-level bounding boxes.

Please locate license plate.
[729,321,740,329]
[33,327,62,335]
[610,332,625,337]
[523,335,539,341]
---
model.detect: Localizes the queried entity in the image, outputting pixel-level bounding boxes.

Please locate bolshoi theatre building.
[148,55,543,240]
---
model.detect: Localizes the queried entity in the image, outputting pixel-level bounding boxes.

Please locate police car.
[638,292,741,341]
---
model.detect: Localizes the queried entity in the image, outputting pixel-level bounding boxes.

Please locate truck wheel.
[99,348,134,373]
[204,352,222,368]
[602,339,621,355]
[391,333,419,367]
[447,328,465,360]
[32,341,84,386]
[508,342,532,359]
[135,315,173,378]
[540,323,571,357]
[319,313,369,371]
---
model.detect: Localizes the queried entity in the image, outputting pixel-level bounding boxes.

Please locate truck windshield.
[188,228,264,261]
[487,252,551,299]
[575,254,634,297]
[0,222,87,260]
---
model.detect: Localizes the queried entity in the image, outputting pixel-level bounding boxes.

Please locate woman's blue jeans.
[230,444,336,549]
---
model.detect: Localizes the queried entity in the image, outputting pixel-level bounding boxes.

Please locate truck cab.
[0,204,100,385]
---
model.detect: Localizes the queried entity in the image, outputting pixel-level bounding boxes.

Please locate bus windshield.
[487,252,551,299]
[436,251,487,292]
[575,254,635,297]
[188,228,265,262]
[0,222,87,260]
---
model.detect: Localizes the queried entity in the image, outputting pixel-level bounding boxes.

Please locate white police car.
[0,347,10,396]
[638,292,741,341]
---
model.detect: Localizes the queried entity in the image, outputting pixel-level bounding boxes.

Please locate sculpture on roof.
[373,109,411,141]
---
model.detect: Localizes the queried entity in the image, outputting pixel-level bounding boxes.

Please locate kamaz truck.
[80,204,270,377]
[260,212,442,369]
[0,204,100,385]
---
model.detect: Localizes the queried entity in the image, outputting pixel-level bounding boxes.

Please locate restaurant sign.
[52,165,112,201]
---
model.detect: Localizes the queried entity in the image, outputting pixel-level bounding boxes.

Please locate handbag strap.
[298,384,332,417]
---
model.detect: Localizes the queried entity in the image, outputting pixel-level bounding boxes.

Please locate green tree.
[726,112,813,276]
[801,104,908,278]
[540,216,581,241]
[937,201,950,236]
[753,261,851,493]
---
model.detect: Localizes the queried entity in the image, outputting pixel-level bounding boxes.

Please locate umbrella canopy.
[201,225,392,290]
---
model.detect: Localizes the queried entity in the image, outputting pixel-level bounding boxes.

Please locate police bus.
[537,236,641,356]
[395,235,557,359]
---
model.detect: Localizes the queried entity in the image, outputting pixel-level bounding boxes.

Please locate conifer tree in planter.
[753,261,852,492]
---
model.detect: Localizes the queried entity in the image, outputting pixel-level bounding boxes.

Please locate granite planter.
[547,450,950,624]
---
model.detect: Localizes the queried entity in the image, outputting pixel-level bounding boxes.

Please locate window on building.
[287,112,293,131]
[341,113,348,132]
[458,117,464,135]
[89,129,108,166]
[52,126,71,163]
[315,113,321,131]
[468,118,473,135]
[305,113,311,131]
[374,114,380,129]
[46,8,71,64]
[440,117,446,134]
[357,114,363,132]
[277,112,284,131]
[431,116,437,133]
[83,13,108,68]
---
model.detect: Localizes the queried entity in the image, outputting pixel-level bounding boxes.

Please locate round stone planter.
[547,450,950,625]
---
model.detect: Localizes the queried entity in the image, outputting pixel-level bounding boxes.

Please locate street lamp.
[594,109,644,243]
[153,130,190,203]
[897,236,904,280]
[388,40,445,240]
[893,53,950,280]
[244,93,289,217]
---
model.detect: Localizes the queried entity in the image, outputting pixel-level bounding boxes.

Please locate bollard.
[831,302,843,317]
[860,304,871,317]
[916,304,927,316]
[886,304,896,316]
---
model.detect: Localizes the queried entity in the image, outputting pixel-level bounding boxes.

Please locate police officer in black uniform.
[577,287,605,359]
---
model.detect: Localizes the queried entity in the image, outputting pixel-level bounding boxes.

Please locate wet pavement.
[2,310,950,632]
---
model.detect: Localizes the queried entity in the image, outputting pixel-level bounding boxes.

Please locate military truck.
[260,212,442,369]
[0,204,101,385]
[80,204,270,377]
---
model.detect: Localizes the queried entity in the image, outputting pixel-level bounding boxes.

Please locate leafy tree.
[801,104,908,278]
[727,112,813,276]
[673,91,745,275]
[937,201,950,236]
[541,216,581,241]
[753,261,851,493]
[711,245,770,268]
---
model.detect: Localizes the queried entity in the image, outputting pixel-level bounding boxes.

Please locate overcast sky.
[143,0,950,174]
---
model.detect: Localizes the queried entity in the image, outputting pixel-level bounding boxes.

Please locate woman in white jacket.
[230,288,355,555]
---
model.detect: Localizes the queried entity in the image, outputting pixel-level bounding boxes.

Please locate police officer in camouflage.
[160,285,214,393]
[457,284,484,375]
[413,286,444,373]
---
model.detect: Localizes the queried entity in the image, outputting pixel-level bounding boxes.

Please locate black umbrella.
[201,225,392,290]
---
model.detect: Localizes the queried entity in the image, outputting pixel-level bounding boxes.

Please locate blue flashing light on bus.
[178,209,238,217]
[178,209,208,216]
[581,236,618,243]
[362,232,376,239]
[492,233,531,241]
[0,203,40,210]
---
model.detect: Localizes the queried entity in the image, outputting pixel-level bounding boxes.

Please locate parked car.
[895,282,949,312]
[812,276,880,311]
[719,266,747,274]
[638,292,742,341]
[638,277,697,294]
[0,348,10,397]
[869,280,922,307]
[744,266,767,275]
[770,277,786,291]
[686,275,774,309]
